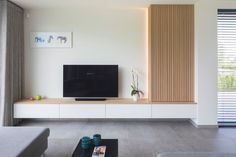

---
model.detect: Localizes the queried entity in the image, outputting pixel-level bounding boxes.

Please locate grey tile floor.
[19,120,236,157]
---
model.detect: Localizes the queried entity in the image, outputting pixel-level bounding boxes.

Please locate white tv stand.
[14,98,196,119]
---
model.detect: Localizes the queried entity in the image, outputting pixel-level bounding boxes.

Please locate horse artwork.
[57,36,67,43]
[35,37,45,43]
[31,32,72,48]
[47,35,54,43]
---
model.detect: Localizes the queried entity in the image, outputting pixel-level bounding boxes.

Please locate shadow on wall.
[118,67,124,98]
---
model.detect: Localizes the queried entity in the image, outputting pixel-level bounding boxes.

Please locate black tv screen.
[63,65,118,98]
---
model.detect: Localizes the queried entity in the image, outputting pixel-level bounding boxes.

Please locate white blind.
[218,9,236,124]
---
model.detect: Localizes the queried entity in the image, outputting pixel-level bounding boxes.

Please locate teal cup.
[93,134,101,146]
[81,136,91,149]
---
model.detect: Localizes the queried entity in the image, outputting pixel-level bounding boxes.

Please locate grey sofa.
[158,152,236,157]
[0,127,50,157]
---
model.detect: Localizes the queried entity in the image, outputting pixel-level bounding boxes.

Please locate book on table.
[92,146,106,157]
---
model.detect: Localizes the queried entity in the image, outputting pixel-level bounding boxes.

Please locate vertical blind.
[218,9,236,124]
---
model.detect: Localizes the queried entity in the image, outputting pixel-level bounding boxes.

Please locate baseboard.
[19,118,191,124]
[189,119,218,128]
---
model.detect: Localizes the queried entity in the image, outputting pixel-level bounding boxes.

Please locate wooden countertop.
[15,98,197,105]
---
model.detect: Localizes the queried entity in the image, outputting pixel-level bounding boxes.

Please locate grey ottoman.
[158,152,236,157]
[0,127,50,157]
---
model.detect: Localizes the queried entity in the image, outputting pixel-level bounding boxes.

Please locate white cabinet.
[151,104,196,118]
[14,104,60,118]
[13,100,196,119]
[106,104,152,118]
[60,104,106,118]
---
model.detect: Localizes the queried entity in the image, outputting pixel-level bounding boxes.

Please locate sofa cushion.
[158,152,236,157]
[0,127,50,157]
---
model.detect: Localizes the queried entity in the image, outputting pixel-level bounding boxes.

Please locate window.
[218,9,236,125]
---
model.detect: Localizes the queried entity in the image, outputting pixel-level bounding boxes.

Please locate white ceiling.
[11,0,198,9]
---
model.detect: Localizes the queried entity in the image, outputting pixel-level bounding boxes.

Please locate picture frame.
[30,32,72,48]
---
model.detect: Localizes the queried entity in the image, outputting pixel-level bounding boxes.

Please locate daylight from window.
[218,9,236,124]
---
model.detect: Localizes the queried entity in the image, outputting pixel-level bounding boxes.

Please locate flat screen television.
[63,65,118,100]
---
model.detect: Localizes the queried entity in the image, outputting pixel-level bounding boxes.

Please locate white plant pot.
[133,94,139,102]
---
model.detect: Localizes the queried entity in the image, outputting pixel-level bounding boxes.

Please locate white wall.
[24,0,236,126]
[24,8,148,98]
[193,0,236,126]
[218,0,236,9]
[194,0,218,126]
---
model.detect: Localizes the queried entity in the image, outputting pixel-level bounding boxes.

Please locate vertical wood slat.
[148,5,194,102]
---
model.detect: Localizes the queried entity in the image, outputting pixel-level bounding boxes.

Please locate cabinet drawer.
[106,104,151,118]
[60,104,106,118]
[14,104,60,118]
[151,104,196,118]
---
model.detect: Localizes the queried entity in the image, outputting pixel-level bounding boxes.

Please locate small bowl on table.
[81,136,91,149]
[93,134,101,146]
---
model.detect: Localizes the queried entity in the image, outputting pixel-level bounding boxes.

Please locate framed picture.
[30,32,72,48]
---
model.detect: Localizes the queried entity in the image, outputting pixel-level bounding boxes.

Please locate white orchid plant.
[131,69,144,97]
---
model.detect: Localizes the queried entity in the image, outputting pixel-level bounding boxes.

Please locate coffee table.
[71,139,118,157]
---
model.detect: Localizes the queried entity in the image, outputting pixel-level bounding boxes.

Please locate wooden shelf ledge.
[15,98,197,105]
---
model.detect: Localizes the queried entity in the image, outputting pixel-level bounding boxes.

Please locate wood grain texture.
[148,5,194,102]
[14,98,197,105]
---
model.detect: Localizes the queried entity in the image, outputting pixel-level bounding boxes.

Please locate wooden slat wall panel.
[148,5,194,102]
